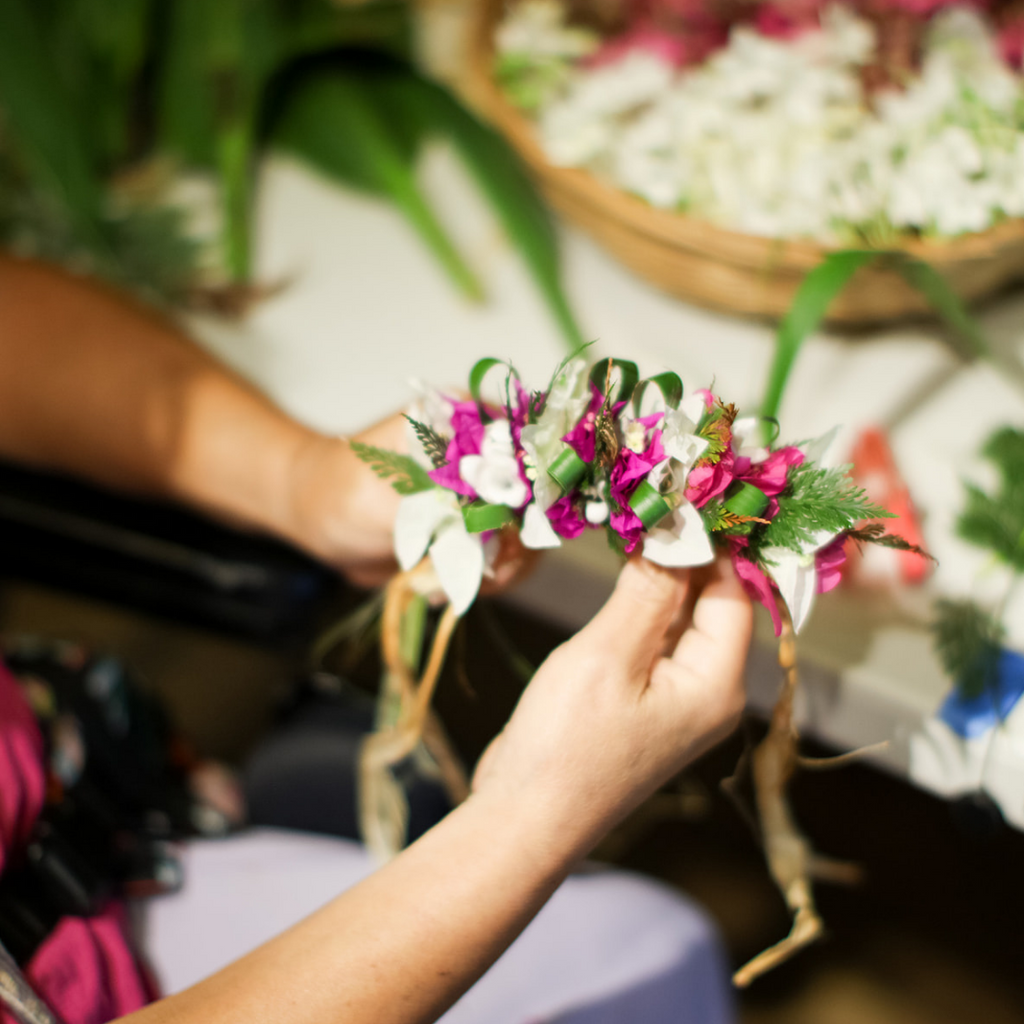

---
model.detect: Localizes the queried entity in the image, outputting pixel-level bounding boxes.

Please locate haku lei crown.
[353,354,922,633]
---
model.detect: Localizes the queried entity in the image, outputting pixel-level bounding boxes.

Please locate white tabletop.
[191,152,1024,828]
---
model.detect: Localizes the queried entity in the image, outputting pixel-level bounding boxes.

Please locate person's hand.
[288,413,537,591]
[471,554,752,860]
[286,414,406,587]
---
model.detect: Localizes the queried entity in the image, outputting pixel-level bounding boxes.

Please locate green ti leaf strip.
[272,54,484,301]
[761,250,875,424]
[632,372,683,416]
[350,441,434,495]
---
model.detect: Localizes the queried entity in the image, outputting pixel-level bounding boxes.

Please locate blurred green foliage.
[0,0,583,347]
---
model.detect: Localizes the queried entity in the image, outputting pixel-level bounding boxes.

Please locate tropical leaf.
[932,597,1005,700]
[957,427,1024,572]
[157,0,283,282]
[272,54,484,300]
[760,250,874,423]
[407,77,587,351]
[0,0,108,252]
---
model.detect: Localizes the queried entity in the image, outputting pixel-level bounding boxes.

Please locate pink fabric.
[0,663,46,877]
[0,666,153,1024]
[23,905,154,1024]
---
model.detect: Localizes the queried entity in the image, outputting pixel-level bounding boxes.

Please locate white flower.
[519,358,590,549]
[759,426,842,632]
[637,393,714,569]
[459,421,530,508]
[760,527,837,633]
[517,4,1022,243]
[731,416,770,463]
[660,393,709,470]
[643,499,714,569]
[496,0,598,62]
[394,490,484,615]
[404,380,453,469]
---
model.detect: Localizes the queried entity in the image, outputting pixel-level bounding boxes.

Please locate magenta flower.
[734,445,804,498]
[610,505,646,554]
[755,0,824,39]
[429,400,486,497]
[589,21,693,68]
[814,535,848,594]
[1000,18,1024,69]
[546,495,588,540]
[607,427,668,553]
[730,539,783,637]
[685,448,735,508]
[561,384,604,464]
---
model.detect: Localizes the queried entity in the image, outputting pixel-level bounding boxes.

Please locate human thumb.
[576,556,690,675]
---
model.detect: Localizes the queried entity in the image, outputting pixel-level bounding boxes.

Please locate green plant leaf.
[409,78,587,352]
[272,55,484,301]
[889,253,989,362]
[404,415,450,469]
[765,462,893,553]
[957,427,1024,573]
[50,0,155,168]
[0,0,107,252]
[932,597,1005,700]
[760,249,875,423]
[157,0,283,282]
[350,440,434,495]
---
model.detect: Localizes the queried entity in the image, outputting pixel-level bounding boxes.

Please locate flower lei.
[353,354,919,633]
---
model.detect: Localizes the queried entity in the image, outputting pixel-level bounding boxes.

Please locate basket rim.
[462,0,1024,273]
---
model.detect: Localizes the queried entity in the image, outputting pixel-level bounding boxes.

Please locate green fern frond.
[404,416,449,470]
[767,462,892,553]
[350,441,434,495]
[931,598,1005,700]
[957,427,1024,572]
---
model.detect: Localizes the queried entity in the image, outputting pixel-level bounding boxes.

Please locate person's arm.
[122,556,752,1024]
[0,254,399,584]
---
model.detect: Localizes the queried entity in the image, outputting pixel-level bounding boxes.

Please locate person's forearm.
[123,790,574,1024]
[0,255,329,549]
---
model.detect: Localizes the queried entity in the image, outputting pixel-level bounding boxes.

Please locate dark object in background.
[0,640,216,965]
[0,459,339,644]
[243,672,451,843]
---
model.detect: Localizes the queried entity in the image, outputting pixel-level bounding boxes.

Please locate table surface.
[190,151,1024,829]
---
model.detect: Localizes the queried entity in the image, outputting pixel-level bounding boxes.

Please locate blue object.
[939,648,1024,739]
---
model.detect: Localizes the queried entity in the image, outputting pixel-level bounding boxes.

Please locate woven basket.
[461,0,1024,325]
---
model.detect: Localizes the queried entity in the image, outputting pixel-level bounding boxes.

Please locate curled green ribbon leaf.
[631,372,683,416]
[629,480,673,530]
[548,445,589,493]
[468,356,520,423]
[462,499,514,533]
[723,483,769,520]
[589,358,639,406]
[469,357,508,424]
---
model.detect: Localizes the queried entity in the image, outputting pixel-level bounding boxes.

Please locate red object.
[0,664,155,1024]
[849,426,931,585]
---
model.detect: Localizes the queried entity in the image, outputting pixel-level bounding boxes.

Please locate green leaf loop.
[632,372,683,416]
[548,446,589,492]
[724,483,769,520]
[590,358,639,406]
[462,500,514,533]
[469,357,514,423]
[629,480,673,530]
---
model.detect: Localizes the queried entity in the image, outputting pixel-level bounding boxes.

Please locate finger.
[660,561,714,656]
[577,556,691,675]
[670,554,753,685]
